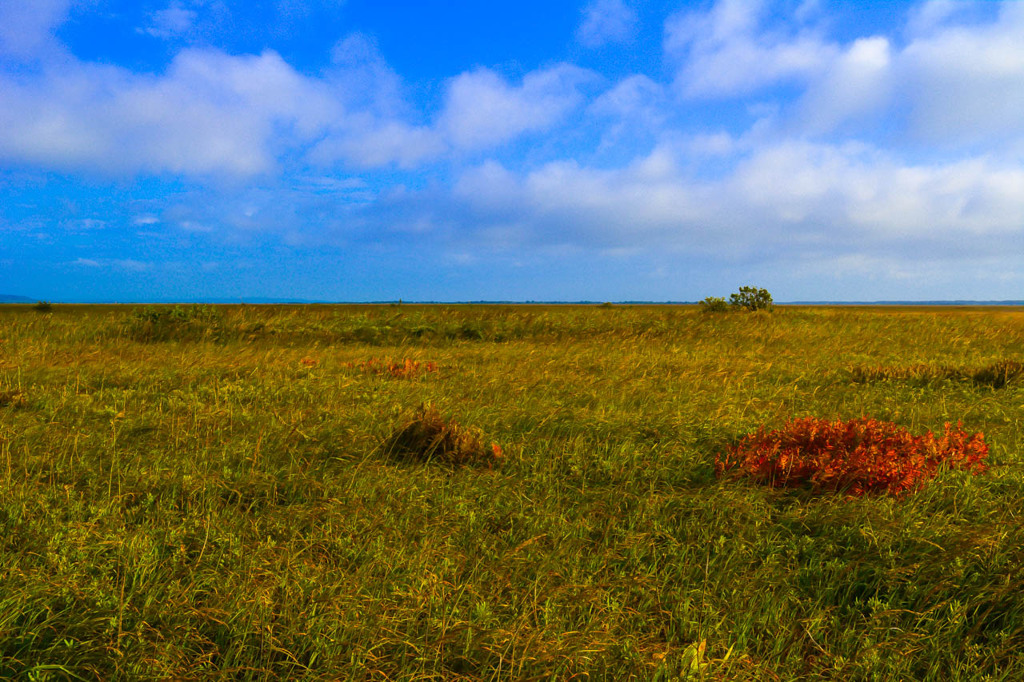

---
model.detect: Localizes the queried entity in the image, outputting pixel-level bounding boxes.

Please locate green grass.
[1,303,1023,679]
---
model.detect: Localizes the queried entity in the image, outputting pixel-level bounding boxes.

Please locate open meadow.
[1,303,1023,680]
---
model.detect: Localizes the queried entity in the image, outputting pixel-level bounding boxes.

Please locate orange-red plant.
[346,358,439,379]
[715,417,988,496]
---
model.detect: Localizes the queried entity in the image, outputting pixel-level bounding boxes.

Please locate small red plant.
[346,358,439,379]
[715,417,988,496]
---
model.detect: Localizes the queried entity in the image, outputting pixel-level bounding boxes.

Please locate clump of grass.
[384,405,503,468]
[716,417,989,496]
[850,363,956,384]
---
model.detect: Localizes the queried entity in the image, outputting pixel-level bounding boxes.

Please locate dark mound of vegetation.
[0,390,26,408]
[851,359,1024,388]
[384,405,503,468]
[971,359,1024,388]
[125,305,224,342]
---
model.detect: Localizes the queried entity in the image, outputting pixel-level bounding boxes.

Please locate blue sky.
[1,0,1023,302]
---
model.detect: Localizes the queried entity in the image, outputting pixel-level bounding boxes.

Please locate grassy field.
[1,303,1023,680]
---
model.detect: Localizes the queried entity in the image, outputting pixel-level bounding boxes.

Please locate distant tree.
[729,286,773,312]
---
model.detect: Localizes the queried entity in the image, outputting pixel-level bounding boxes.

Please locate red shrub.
[345,357,439,379]
[715,417,988,496]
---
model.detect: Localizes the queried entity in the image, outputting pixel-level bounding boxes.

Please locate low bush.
[32,301,52,312]
[698,296,729,313]
[383,405,503,468]
[716,417,988,496]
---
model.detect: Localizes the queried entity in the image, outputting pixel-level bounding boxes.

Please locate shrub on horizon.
[729,286,773,312]
[715,417,988,496]
[699,296,729,313]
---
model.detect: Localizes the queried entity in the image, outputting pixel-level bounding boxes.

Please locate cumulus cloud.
[328,32,406,116]
[665,0,839,98]
[795,36,893,135]
[898,3,1024,147]
[578,0,638,48]
[310,118,444,170]
[450,141,1024,260]
[0,49,340,175]
[0,7,599,176]
[0,0,71,60]
[439,65,595,150]
[590,74,666,124]
[669,0,1024,153]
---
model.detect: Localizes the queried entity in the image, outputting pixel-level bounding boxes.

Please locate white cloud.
[71,258,151,271]
[778,1,1024,149]
[0,0,70,60]
[665,0,1024,153]
[796,36,892,134]
[329,32,406,116]
[144,1,197,39]
[898,3,1024,146]
[578,0,638,48]
[665,0,839,98]
[0,13,595,175]
[588,74,667,152]
[451,141,1024,258]
[0,49,340,176]
[904,0,985,38]
[439,64,594,150]
[310,118,444,170]
[590,74,666,123]
[306,32,447,168]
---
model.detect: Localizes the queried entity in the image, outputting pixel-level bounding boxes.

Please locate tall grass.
[1,304,1022,679]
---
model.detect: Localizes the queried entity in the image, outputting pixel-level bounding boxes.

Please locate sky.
[1,0,1023,302]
